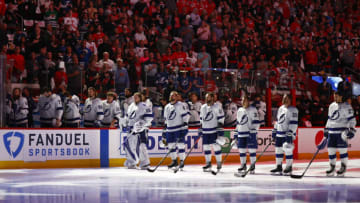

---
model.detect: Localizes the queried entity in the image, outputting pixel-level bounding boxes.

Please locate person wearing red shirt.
[54,62,68,92]
[305,44,318,72]
[172,44,187,66]
[0,0,5,17]
[92,25,106,47]
[8,46,25,82]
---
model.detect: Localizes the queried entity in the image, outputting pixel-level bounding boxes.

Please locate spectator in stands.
[115,58,130,96]
[66,54,81,95]
[54,61,68,92]
[317,75,332,100]
[198,45,211,69]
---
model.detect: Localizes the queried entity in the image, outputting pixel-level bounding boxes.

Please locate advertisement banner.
[0,130,100,162]
[298,128,360,153]
[109,128,276,159]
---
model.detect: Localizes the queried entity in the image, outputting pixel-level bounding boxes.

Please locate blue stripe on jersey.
[189,121,200,124]
[97,112,104,115]
[237,131,250,135]
[276,131,286,135]
[56,107,63,110]
[347,116,355,121]
[40,117,54,121]
[144,114,154,118]
[181,112,190,117]
[289,120,298,124]
[328,127,347,131]
[65,117,81,121]
[167,124,184,130]
[202,127,218,132]
[217,115,225,119]
[252,120,261,124]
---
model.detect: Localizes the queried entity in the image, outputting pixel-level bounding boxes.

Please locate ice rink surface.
[1,159,360,203]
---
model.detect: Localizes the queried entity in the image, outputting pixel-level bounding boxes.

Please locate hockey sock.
[338,148,348,166]
[275,147,284,165]
[168,143,177,160]
[213,144,222,163]
[328,148,336,165]
[177,143,185,161]
[249,148,256,165]
[239,148,247,165]
[204,144,212,163]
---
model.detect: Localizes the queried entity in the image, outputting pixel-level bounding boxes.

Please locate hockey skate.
[203,162,212,172]
[179,160,185,170]
[217,162,222,170]
[283,166,292,176]
[326,164,336,177]
[249,164,255,174]
[168,159,178,169]
[140,164,150,170]
[337,163,346,177]
[270,165,283,175]
[237,164,247,173]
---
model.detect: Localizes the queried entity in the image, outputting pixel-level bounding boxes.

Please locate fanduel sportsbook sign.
[0,130,100,161]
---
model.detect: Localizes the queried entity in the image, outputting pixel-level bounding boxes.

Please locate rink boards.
[0,128,359,168]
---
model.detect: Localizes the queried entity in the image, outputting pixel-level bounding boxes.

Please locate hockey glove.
[272,129,277,139]
[94,120,101,128]
[323,128,329,139]
[286,131,296,143]
[198,128,203,137]
[348,128,356,139]
[231,138,238,149]
[317,137,328,150]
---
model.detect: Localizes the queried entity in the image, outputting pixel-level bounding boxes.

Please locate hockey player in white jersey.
[164,91,190,170]
[83,87,104,127]
[101,92,122,128]
[188,93,202,127]
[317,91,356,176]
[270,94,298,175]
[200,92,225,172]
[38,88,63,127]
[9,88,29,127]
[233,94,260,174]
[63,92,81,127]
[123,92,153,169]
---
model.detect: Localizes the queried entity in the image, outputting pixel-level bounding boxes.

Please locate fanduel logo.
[3,131,24,158]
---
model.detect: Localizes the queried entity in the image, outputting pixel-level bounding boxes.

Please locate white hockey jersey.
[63,95,81,124]
[326,102,356,134]
[101,100,122,127]
[188,101,202,126]
[126,102,153,131]
[38,94,63,124]
[224,102,238,127]
[200,103,225,134]
[164,101,190,133]
[9,97,29,125]
[274,105,298,137]
[180,101,190,130]
[83,98,104,126]
[236,106,260,137]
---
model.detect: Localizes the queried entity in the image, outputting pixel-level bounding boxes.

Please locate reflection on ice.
[0,160,359,202]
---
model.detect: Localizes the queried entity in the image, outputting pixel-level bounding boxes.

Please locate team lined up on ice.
[122,90,356,177]
[7,86,356,176]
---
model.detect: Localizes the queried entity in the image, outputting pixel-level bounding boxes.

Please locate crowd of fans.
[1,0,360,127]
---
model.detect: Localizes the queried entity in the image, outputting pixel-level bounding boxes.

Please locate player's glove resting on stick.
[160,128,168,148]
[317,128,328,150]
[341,127,356,142]
[231,132,238,149]
[285,131,296,144]
[272,129,277,140]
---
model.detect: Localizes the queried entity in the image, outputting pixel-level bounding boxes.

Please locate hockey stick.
[290,147,320,179]
[147,139,178,173]
[173,133,203,173]
[211,138,236,175]
[236,142,272,178]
